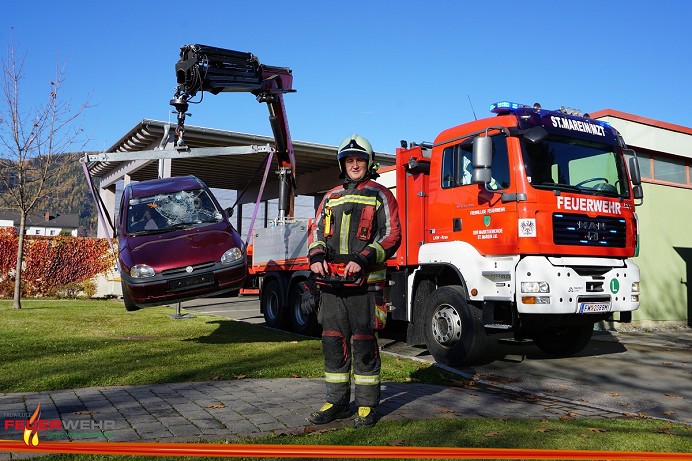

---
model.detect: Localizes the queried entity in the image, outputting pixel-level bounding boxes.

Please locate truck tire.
[423,285,487,366]
[121,282,139,312]
[261,278,287,329]
[288,281,321,337]
[533,324,594,357]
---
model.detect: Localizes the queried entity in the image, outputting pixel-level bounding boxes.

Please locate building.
[0,211,79,236]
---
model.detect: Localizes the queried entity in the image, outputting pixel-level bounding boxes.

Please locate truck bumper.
[515,256,640,315]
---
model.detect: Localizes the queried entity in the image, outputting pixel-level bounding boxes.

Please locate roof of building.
[0,211,79,229]
[592,109,692,159]
[87,120,396,199]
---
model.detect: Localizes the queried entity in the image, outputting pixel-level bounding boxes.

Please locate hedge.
[0,227,114,298]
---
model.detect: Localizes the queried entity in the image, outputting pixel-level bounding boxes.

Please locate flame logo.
[23,403,41,446]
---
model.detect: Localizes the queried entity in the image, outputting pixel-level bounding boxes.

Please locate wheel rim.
[266,291,280,321]
[292,289,307,327]
[431,304,462,347]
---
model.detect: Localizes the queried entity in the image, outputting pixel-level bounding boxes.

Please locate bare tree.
[0,38,90,309]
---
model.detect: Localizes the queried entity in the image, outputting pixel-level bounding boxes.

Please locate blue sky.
[3,1,691,156]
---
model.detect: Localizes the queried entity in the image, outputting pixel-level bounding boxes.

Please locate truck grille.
[553,213,626,248]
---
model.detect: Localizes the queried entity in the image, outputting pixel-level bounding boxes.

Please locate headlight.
[631,281,640,292]
[221,247,243,265]
[521,281,550,293]
[131,264,155,278]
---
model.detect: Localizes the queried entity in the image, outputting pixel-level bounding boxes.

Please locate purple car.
[117,175,246,311]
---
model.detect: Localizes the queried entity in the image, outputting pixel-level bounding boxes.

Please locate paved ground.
[0,377,630,448]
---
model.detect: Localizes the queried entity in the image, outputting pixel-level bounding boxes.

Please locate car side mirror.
[225,207,234,218]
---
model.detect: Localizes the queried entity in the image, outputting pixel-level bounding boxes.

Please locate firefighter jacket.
[308,177,401,284]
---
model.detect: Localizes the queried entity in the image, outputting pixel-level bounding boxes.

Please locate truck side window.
[441,136,511,190]
[488,135,511,190]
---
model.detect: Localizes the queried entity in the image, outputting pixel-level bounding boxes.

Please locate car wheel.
[121,282,139,312]
[533,324,594,357]
[261,278,287,329]
[423,285,487,366]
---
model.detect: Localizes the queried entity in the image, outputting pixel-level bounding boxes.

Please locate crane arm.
[170,44,297,219]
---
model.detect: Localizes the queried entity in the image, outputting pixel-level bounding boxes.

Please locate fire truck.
[252,101,643,366]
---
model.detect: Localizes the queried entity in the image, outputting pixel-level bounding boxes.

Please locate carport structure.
[86,119,395,239]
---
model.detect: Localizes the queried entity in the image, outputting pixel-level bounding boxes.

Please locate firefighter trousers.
[318,288,381,408]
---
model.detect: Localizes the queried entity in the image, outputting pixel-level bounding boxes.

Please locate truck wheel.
[121,282,139,312]
[423,286,487,366]
[288,281,321,337]
[261,278,287,329]
[533,325,594,357]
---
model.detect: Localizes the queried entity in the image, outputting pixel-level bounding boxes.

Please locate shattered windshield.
[521,136,629,198]
[126,188,223,234]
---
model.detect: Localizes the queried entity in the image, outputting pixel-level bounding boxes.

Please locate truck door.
[428,133,517,255]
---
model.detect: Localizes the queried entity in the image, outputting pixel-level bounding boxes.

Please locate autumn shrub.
[0,228,114,298]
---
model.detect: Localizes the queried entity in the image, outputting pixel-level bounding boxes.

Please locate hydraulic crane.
[169,44,297,221]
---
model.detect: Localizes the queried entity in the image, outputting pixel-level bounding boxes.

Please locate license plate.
[578,302,610,313]
[169,273,214,291]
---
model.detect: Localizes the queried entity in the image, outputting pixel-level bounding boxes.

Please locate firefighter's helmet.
[337,134,375,175]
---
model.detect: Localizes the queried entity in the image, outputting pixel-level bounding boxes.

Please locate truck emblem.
[484,216,491,227]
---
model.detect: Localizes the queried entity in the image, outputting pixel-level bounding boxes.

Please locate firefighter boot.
[353,406,377,428]
[307,403,350,425]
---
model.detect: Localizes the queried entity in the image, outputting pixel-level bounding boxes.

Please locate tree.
[0,38,90,309]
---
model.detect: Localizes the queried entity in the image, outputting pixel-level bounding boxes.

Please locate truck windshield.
[127,188,223,234]
[521,136,629,198]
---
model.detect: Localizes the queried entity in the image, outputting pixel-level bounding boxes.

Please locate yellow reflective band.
[367,270,386,283]
[309,241,326,250]
[324,372,350,383]
[375,306,386,323]
[324,208,332,235]
[340,213,350,254]
[327,195,377,208]
[368,242,385,263]
[353,374,380,385]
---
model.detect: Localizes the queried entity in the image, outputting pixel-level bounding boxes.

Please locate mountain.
[0,153,98,236]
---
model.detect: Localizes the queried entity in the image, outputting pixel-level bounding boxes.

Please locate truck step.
[484,323,512,330]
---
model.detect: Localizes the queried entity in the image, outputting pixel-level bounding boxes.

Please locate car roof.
[127,176,205,199]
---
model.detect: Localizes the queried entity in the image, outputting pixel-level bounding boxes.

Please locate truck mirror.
[626,150,642,186]
[472,136,493,184]
[632,184,643,200]
[225,207,234,219]
[523,126,549,144]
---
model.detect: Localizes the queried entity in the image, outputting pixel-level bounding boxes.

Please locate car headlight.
[131,264,155,278]
[221,247,243,265]
[521,281,550,293]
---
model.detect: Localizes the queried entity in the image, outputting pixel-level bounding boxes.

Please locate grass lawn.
[0,299,447,393]
[1,299,690,460]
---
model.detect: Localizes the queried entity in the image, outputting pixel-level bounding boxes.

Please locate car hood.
[122,224,242,272]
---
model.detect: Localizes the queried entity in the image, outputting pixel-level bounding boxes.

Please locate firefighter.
[306,134,401,428]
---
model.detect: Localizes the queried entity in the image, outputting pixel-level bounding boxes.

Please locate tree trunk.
[13,213,26,309]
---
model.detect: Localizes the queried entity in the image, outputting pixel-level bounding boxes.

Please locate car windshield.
[521,136,629,198]
[126,188,223,234]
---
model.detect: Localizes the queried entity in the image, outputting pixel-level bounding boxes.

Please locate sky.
[2,1,692,157]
